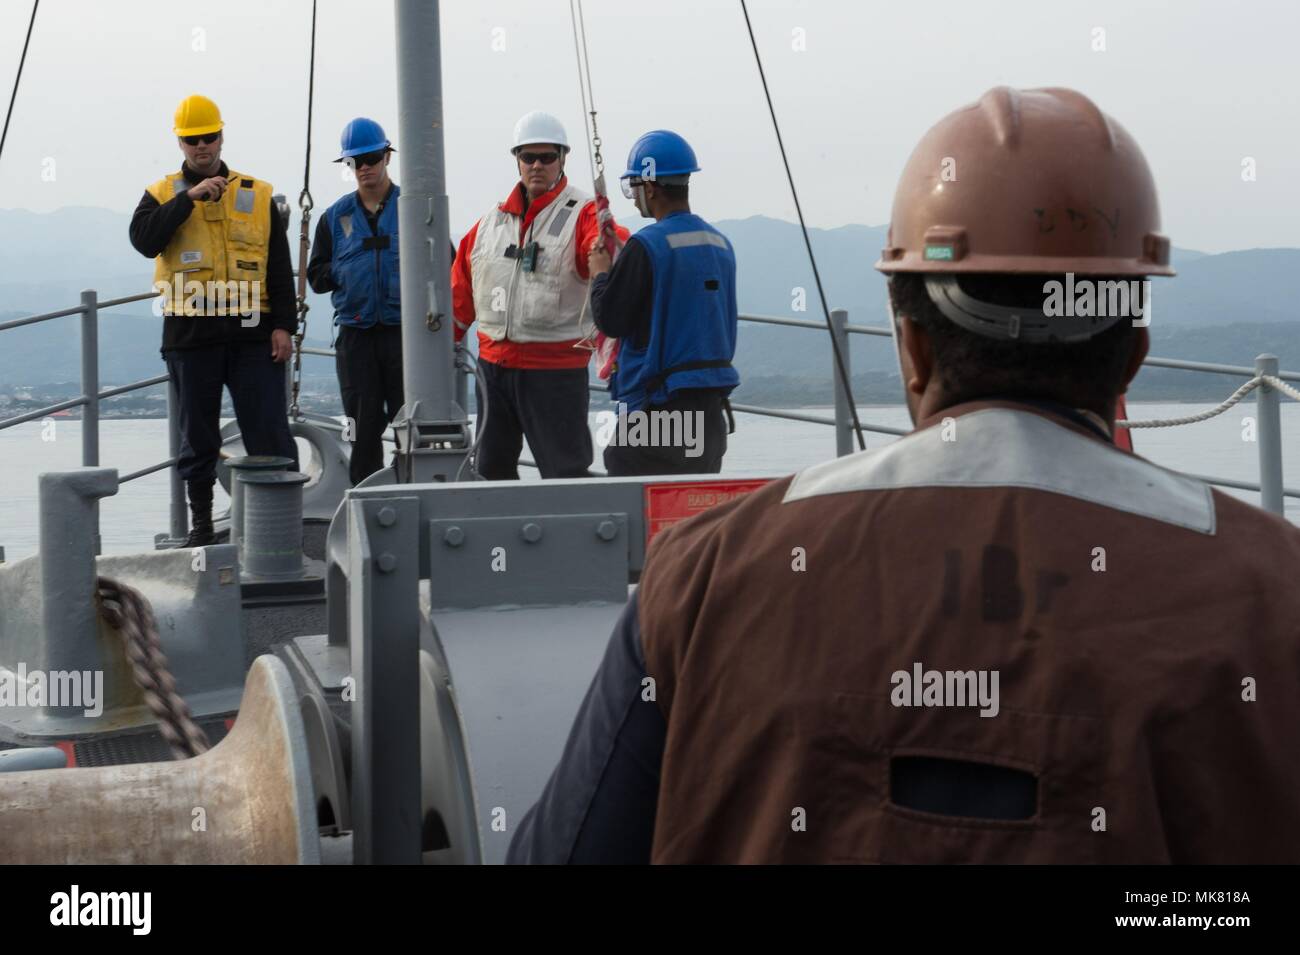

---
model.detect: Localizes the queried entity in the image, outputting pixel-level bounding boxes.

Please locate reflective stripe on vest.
[665,230,730,251]
[146,170,272,320]
[469,183,591,344]
[785,407,1216,533]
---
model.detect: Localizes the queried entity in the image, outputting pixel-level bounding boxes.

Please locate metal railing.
[300,306,1298,513]
[0,289,187,548]
[1,290,1296,555]
[749,308,1299,512]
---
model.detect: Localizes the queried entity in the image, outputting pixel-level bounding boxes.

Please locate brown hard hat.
[876,87,1174,277]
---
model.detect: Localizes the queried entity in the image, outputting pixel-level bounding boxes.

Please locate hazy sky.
[1,0,1296,253]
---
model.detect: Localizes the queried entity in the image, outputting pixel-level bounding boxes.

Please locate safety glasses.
[620,178,644,200]
[518,151,560,167]
[181,132,221,146]
[348,149,388,169]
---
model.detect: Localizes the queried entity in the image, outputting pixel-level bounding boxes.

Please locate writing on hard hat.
[174,94,223,137]
[335,117,393,161]
[876,87,1173,343]
[620,130,700,183]
[511,111,570,155]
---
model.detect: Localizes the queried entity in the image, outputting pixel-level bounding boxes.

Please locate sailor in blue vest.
[306,118,405,485]
[588,130,739,475]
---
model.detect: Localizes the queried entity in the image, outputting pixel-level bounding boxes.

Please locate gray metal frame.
[330,475,770,862]
[346,495,422,864]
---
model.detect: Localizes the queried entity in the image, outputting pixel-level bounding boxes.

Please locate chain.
[591,118,604,177]
[291,200,312,419]
[95,576,212,760]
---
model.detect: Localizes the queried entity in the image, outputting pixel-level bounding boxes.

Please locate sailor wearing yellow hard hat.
[128,94,299,546]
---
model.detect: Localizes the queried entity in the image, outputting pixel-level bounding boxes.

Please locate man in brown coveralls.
[508,87,1300,864]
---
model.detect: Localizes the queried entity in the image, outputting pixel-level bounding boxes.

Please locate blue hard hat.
[620,129,700,181]
[335,117,392,160]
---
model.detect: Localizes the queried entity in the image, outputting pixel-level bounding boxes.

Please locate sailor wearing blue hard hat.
[307,118,429,484]
[585,129,739,475]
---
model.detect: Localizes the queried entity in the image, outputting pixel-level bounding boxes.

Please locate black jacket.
[589,236,653,349]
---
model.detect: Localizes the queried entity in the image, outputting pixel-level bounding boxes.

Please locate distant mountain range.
[1,206,1297,403]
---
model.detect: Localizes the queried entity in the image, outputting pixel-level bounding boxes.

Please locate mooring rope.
[95,576,212,760]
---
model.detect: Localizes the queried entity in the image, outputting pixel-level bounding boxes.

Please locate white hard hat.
[511,111,570,155]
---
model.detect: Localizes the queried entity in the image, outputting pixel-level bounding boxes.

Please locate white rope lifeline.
[1118,374,1299,429]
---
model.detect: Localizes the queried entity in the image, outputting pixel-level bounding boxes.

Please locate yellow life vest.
[145,169,273,320]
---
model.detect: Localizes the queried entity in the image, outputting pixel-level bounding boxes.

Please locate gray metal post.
[240,470,308,579]
[80,291,99,468]
[37,468,119,713]
[348,494,422,863]
[1255,354,1284,516]
[80,291,102,554]
[227,455,294,554]
[831,308,853,458]
[167,374,188,540]
[394,0,455,423]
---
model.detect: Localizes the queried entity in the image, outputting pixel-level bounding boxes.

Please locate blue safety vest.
[612,212,739,412]
[326,185,401,327]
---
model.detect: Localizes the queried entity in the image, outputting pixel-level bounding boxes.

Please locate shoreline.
[0,397,1262,423]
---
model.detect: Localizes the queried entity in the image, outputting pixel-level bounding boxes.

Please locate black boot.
[184,478,216,547]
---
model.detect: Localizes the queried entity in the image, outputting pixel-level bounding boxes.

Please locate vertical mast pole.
[394,0,458,431]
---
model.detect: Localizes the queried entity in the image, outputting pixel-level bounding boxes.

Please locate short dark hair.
[887,272,1142,416]
[655,181,689,202]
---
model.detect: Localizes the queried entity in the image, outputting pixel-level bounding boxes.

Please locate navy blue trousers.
[335,323,404,485]
[165,342,299,483]
[475,359,592,480]
[602,389,729,476]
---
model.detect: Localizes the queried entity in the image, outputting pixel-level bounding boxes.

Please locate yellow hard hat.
[173,94,224,137]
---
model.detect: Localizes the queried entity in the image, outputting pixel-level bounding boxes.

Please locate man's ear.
[897,314,934,397]
[1119,325,1149,394]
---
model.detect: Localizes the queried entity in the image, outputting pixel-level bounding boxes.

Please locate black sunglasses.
[350,149,388,169]
[518,151,560,166]
[181,132,220,146]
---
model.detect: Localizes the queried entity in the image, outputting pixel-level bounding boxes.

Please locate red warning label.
[644,479,771,545]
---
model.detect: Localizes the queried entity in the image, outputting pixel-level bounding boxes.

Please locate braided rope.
[1261,374,1300,403]
[1116,375,1288,429]
[95,577,212,760]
